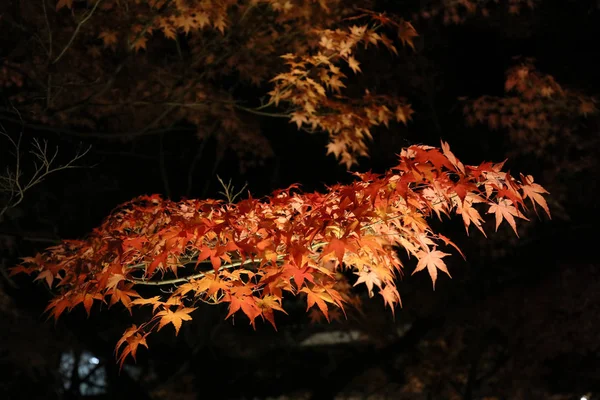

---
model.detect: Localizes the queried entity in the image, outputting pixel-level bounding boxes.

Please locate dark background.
[1,1,599,399]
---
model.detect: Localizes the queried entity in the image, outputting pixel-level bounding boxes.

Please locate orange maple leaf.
[300,286,338,321]
[226,291,261,326]
[34,270,54,288]
[71,292,104,317]
[116,325,148,368]
[256,295,287,328]
[323,237,356,265]
[155,307,196,335]
[45,297,72,321]
[98,31,118,49]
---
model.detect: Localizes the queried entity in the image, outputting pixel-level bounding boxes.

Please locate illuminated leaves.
[354,268,382,297]
[13,143,549,366]
[7,0,385,170]
[156,307,196,335]
[115,325,148,368]
[488,199,527,236]
[412,249,451,290]
[347,56,361,73]
[269,20,415,168]
[520,174,551,217]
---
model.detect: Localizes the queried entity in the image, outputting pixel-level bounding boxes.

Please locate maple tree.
[0,0,420,169]
[6,3,593,395]
[11,141,550,366]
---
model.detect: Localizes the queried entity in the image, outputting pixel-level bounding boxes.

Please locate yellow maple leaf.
[347,56,361,74]
[156,307,196,335]
[290,112,308,129]
[326,138,346,159]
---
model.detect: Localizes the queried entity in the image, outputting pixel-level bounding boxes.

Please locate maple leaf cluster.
[462,59,598,157]
[11,142,549,366]
[2,1,426,169]
[270,16,418,167]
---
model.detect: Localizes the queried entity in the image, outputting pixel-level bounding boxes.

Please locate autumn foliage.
[12,141,550,366]
[462,59,598,157]
[3,0,559,372]
[1,0,418,169]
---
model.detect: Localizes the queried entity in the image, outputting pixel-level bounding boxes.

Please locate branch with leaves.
[1,1,420,169]
[11,141,549,367]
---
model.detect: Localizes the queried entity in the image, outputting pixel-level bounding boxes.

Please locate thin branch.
[0,120,92,220]
[234,105,291,118]
[42,0,53,58]
[126,256,282,286]
[216,175,248,204]
[53,0,103,64]
[124,242,328,287]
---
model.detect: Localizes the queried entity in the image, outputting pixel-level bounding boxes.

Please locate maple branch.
[53,0,103,64]
[124,241,331,287]
[41,0,52,59]
[126,256,284,286]
[235,105,291,118]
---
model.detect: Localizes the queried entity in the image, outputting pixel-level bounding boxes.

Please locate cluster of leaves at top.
[463,58,598,157]
[12,141,550,366]
[1,0,417,169]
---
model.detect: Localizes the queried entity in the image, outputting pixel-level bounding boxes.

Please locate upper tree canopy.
[1,0,422,168]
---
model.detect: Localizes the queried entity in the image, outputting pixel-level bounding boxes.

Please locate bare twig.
[216,175,248,204]
[53,0,103,64]
[0,120,92,220]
